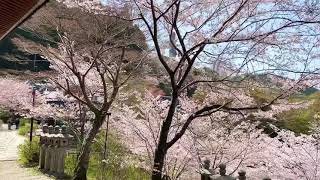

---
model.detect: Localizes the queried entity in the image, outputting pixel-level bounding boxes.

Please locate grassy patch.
[276,108,313,134]
[121,78,150,106]
[288,91,320,103]
[276,93,320,134]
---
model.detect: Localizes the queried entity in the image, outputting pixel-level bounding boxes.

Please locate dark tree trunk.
[72,142,91,180]
[152,92,178,180]
[73,115,105,180]
[152,145,167,180]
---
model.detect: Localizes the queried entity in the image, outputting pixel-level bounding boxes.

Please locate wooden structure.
[0,0,48,41]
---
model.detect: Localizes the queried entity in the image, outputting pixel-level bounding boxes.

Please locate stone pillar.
[39,124,48,169]
[56,145,66,177]
[201,159,212,180]
[44,125,54,171]
[50,126,60,174]
[214,164,236,180]
[56,125,69,178]
[238,170,246,180]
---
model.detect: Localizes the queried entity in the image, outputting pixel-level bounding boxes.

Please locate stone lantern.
[238,170,246,180]
[38,124,76,178]
[56,125,69,177]
[200,159,213,180]
[214,164,236,180]
[50,126,61,173]
[60,125,69,146]
[39,124,48,169]
[44,125,54,171]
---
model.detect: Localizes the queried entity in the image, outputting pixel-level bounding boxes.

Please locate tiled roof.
[0,0,48,41]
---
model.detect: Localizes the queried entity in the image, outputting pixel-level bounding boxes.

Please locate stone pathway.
[0,125,25,161]
[0,124,52,180]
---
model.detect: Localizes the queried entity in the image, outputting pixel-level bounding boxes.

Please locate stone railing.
[200,160,272,180]
[37,124,75,178]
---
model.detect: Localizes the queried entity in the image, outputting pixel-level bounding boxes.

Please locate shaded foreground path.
[0,124,52,180]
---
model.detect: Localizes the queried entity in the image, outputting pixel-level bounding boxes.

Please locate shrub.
[248,87,277,105]
[18,136,40,166]
[65,130,150,180]
[192,68,203,76]
[192,90,207,104]
[18,122,38,136]
[0,110,9,123]
[158,82,172,96]
[19,118,31,127]
[18,123,31,136]
[65,153,77,177]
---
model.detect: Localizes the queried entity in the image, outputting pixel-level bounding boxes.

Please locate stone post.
[214,164,236,180]
[44,125,54,171]
[50,125,60,174]
[201,159,212,180]
[238,170,246,180]
[56,125,69,178]
[39,124,48,169]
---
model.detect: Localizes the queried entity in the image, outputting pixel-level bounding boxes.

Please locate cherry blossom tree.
[0,77,77,119]
[19,1,149,179]
[0,78,32,111]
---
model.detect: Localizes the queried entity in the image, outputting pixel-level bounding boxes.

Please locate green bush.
[0,110,9,123]
[18,136,40,166]
[192,90,207,104]
[65,153,77,177]
[65,130,149,180]
[249,87,277,105]
[192,68,203,76]
[18,122,38,136]
[158,82,172,96]
[19,118,31,127]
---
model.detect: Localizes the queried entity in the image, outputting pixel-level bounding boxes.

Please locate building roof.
[0,0,48,41]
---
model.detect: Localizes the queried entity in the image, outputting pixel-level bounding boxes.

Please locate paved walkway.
[0,125,25,161]
[0,124,52,180]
